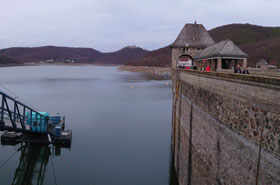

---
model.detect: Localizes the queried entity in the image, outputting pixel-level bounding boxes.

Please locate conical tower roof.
[171,23,215,48]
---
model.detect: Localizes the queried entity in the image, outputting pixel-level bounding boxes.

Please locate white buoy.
[166,82,169,86]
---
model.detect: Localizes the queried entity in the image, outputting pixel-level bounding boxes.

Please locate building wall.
[171,69,280,185]
[171,47,201,68]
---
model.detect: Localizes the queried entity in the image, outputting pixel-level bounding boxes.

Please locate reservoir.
[0,66,176,185]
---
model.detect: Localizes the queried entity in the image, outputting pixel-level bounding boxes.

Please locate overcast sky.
[0,0,279,52]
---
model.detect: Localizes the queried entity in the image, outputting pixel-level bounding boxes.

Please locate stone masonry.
[171,69,280,185]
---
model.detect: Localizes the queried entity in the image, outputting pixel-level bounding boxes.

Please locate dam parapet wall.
[171,69,280,185]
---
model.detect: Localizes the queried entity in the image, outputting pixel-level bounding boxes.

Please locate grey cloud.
[0,0,279,52]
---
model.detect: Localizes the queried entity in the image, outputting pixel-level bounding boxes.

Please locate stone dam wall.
[171,69,280,185]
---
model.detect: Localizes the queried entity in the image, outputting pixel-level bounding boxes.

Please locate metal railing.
[0,91,48,134]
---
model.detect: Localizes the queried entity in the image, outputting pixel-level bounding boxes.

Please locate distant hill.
[0,55,18,65]
[95,46,149,65]
[128,24,280,67]
[239,38,280,67]
[209,23,280,45]
[0,46,102,63]
[125,46,171,67]
[0,45,148,65]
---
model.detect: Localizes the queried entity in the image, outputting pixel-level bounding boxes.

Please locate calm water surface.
[0,65,177,185]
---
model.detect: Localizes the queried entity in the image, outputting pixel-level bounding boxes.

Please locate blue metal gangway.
[0,90,48,134]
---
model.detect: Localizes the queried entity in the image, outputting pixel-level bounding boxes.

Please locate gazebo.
[256,59,268,70]
[256,59,278,70]
[194,39,248,71]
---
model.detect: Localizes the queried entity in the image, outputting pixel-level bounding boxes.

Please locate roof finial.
[195,20,197,25]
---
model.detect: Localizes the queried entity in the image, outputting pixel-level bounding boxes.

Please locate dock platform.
[0,89,72,146]
[1,130,72,145]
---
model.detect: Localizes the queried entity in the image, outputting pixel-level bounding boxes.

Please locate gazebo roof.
[171,23,215,48]
[256,59,268,65]
[194,39,248,61]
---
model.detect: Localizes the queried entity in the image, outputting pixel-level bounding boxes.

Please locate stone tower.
[171,23,215,68]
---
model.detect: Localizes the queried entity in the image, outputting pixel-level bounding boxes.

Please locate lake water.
[0,65,177,185]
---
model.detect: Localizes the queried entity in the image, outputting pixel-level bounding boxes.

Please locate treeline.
[0,55,18,64]
[0,46,149,65]
[125,46,171,67]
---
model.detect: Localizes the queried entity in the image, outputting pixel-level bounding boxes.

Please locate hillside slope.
[0,55,18,65]
[125,46,171,67]
[0,46,102,63]
[209,23,280,45]
[239,38,280,67]
[95,46,149,65]
[0,45,149,65]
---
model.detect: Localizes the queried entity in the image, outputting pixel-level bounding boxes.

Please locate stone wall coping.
[175,69,280,89]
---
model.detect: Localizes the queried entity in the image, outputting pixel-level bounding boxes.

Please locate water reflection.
[12,144,49,185]
[0,66,176,185]
[169,156,179,185]
[9,144,69,185]
[118,73,170,83]
[9,144,178,185]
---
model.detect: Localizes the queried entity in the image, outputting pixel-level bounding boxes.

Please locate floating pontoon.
[0,90,72,145]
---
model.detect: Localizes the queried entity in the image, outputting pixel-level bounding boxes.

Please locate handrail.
[0,90,48,134]
[0,91,45,118]
[174,68,280,86]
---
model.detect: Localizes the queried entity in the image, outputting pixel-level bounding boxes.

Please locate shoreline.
[0,62,120,68]
[0,63,171,75]
[117,65,171,75]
